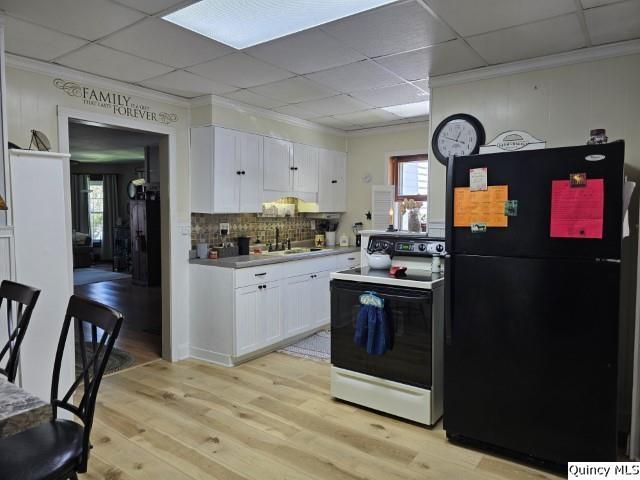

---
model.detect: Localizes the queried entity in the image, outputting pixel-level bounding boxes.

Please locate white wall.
[428,53,640,223]
[340,124,428,240]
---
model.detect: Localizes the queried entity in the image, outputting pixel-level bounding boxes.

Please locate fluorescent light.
[163,0,396,49]
[382,101,430,118]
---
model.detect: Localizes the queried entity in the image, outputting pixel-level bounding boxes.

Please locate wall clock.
[432,113,485,166]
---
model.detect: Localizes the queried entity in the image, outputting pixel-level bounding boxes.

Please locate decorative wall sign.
[479,130,545,154]
[53,79,179,125]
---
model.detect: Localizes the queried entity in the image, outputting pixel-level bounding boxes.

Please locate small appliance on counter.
[329,234,446,425]
[237,236,250,256]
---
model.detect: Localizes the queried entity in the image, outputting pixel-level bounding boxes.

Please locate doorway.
[68,120,166,368]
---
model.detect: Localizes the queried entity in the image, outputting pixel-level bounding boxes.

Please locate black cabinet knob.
[241,171,246,175]
[236,171,241,175]
[331,180,337,184]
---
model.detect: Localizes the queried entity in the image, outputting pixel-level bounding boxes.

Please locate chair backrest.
[51,295,123,470]
[0,280,41,383]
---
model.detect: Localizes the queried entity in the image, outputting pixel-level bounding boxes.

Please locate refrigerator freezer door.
[446,142,624,260]
[444,254,619,465]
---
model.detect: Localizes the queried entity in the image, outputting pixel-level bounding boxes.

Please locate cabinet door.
[332,151,347,212]
[283,274,313,337]
[310,271,330,327]
[190,126,214,213]
[238,132,264,213]
[235,284,261,356]
[293,143,319,193]
[213,127,240,213]
[259,281,282,345]
[263,137,292,191]
[317,148,334,212]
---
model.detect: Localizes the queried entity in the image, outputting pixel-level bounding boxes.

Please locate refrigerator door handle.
[445,255,453,346]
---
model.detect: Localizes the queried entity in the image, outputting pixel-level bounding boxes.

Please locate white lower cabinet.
[283,274,313,337]
[235,280,282,356]
[311,271,331,327]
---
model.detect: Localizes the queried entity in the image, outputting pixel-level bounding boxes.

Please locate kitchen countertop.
[0,378,52,438]
[190,246,360,269]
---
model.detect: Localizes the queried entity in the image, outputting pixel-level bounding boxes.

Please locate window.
[391,154,428,201]
[88,179,104,243]
[390,154,428,230]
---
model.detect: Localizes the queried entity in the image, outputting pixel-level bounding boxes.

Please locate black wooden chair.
[0,280,41,383]
[0,295,123,480]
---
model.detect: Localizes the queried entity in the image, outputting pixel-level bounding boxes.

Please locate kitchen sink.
[261,247,327,256]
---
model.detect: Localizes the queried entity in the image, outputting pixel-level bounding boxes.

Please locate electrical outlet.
[220,223,230,235]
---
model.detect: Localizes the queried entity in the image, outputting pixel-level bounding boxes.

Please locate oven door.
[330,279,432,388]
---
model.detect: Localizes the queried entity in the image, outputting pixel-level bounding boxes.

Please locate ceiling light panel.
[163,0,396,49]
[382,101,430,118]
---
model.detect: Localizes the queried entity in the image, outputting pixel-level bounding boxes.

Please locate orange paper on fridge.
[454,185,509,227]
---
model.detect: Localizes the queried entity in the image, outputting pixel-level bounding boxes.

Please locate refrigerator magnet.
[570,172,587,187]
[471,223,487,233]
[504,200,518,217]
[469,167,488,192]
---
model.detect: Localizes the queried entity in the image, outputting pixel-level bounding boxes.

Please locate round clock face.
[432,114,485,166]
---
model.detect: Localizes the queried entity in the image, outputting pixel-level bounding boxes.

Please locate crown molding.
[5,53,192,109]
[190,94,346,136]
[429,39,640,88]
[346,120,429,137]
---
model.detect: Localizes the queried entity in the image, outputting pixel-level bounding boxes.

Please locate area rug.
[75,342,135,377]
[278,329,330,362]
[73,267,131,286]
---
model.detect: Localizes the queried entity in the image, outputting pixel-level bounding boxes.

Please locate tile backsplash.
[191,212,316,247]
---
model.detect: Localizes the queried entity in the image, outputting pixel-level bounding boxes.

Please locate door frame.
[57,106,181,361]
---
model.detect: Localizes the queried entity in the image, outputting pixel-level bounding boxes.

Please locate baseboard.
[189,346,234,367]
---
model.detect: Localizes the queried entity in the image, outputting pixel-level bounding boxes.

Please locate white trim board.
[429,39,640,88]
[346,121,429,137]
[57,106,188,362]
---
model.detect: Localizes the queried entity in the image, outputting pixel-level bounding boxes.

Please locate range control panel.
[368,235,445,257]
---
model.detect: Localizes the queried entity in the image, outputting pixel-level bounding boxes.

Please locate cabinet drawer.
[336,252,360,270]
[283,256,338,277]
[235,264,282,288]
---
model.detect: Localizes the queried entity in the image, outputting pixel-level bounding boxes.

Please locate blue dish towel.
[354,293,390,356]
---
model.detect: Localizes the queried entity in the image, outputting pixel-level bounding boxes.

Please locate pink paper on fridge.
[550,178,604,239]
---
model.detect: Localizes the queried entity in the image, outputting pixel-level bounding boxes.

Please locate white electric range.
[329,234,445,425]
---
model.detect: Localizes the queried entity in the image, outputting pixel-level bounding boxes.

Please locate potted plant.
[399,199,423,232]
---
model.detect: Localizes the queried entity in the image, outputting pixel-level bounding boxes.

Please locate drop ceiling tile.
[292,95,371,116]
[221,90,287,109]
[322,1,454,57]
[426,0,577,37]
[333,109,400,125]
[312,116,359,129]
[581,0,624,8]
[188,53,294,88]
[3,16,87,61]
[140,70,237,97]
[0,0,145,41]
[585,0,640,45]
[244,29,365,75]
[375,40,485,80]
[101,18,233,68]
[412,80,429,91]
[273,105,323,120]
[467,14,586,64]
[350,83,428,107]
[113,0,191,15]
[304,60,401,93]
[249,77,336,103]
[56,44,174,83]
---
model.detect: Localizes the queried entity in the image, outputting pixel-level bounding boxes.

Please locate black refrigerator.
[444,141,626,469]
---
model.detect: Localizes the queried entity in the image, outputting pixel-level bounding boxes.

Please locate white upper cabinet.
[190,126,264,214]
[292,143,319,194]
[318,149,347,212]
[263,137,293,192]
[190,126,214,213]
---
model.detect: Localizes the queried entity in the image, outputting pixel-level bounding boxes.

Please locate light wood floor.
[81,354,562,480]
